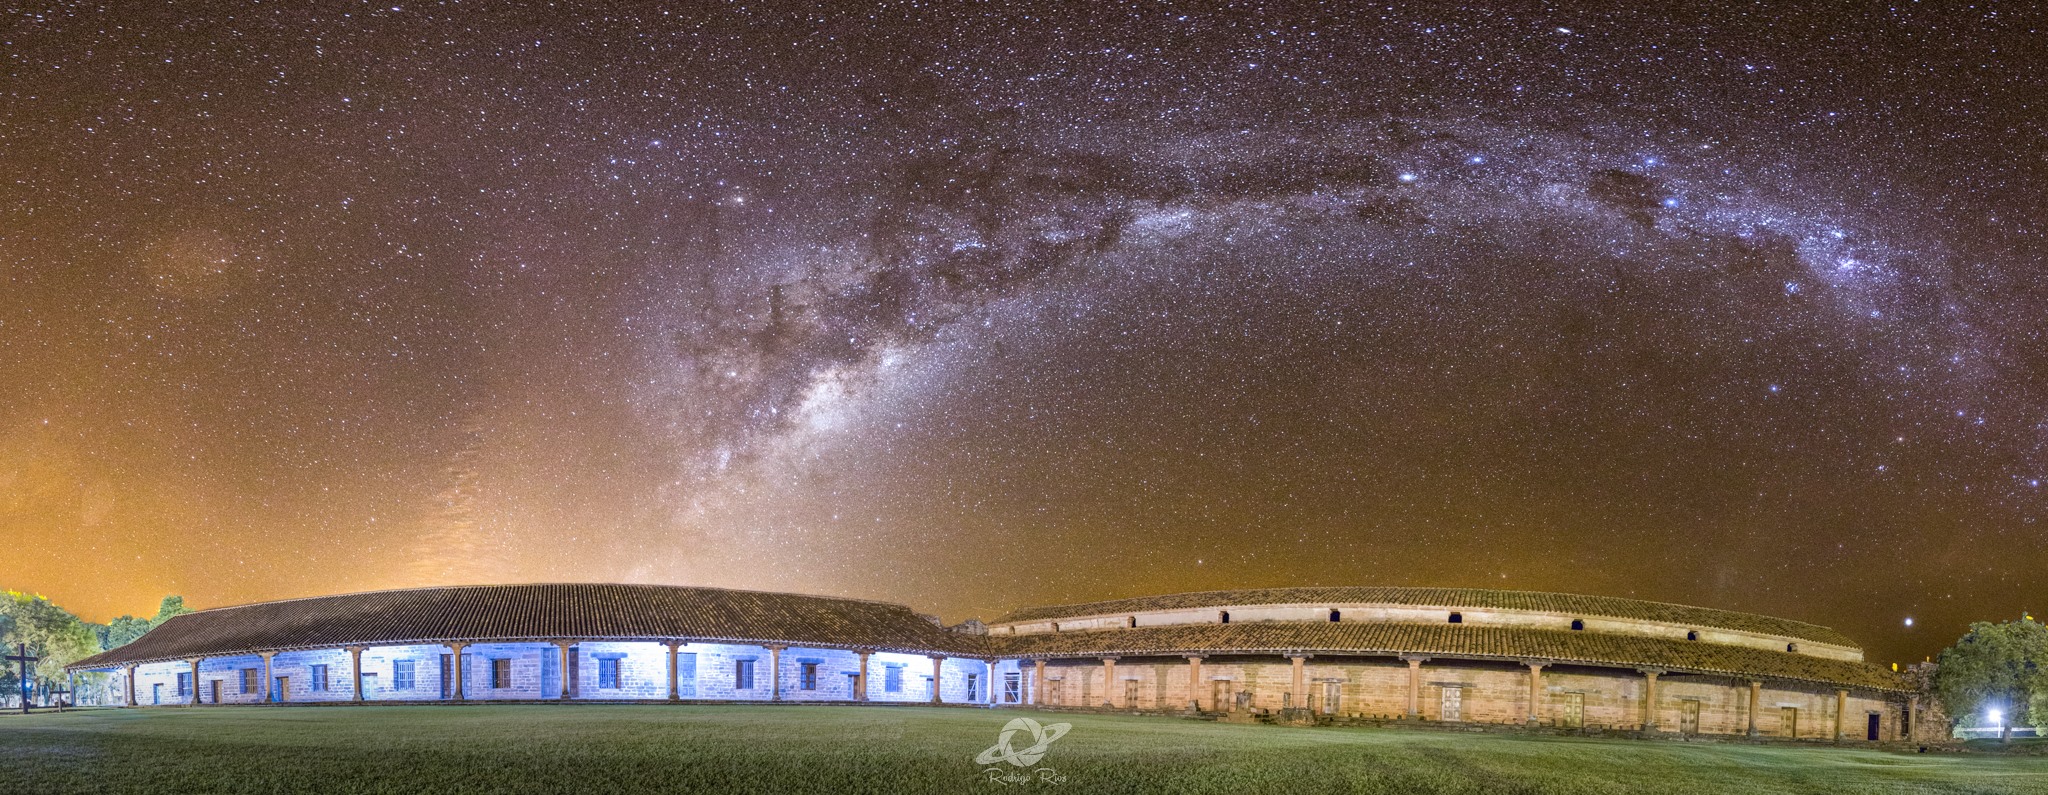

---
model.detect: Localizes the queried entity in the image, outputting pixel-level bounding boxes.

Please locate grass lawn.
[3,705,2045,794]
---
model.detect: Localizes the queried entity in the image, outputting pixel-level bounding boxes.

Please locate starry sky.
[3,2,2043,665]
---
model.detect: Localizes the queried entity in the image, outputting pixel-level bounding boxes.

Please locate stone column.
[1402,656,1428,719]
[188,658,202,705]
[1186,655,1205,711]
[1525,662,1546,726]
[1834,689,1848,743]
[1905,694,1918,740]
[349,647,366,701]
[555,642,574,700]
[666,642,681,701]
[124,664,137,707]
[260,653,275,705]
[988,660,999,706]
[1288,655,1308,710]
[855,651,871,701]
[1640,670,1661,732]
[769,646,784,702]
[1747,681,1762,737]
[1032,660,1046,705]
[929,655,944,703]
[449,643,467,701]
[1101,657,1118,708]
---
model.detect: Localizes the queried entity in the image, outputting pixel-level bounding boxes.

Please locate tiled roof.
[68,584,976,669]
[992,587,1857,648]
[68,583,1896,692]
[986,623,1906,692]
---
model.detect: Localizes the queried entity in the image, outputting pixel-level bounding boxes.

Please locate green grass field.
[3,705,2044,794]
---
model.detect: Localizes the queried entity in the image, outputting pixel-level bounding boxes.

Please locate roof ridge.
[991,585,1850,640]
[177,582,922,615]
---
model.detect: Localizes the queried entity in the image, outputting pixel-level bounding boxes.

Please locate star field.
[2,2,2044,665]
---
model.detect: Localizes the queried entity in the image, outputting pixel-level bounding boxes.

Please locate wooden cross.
[6,643,38,714]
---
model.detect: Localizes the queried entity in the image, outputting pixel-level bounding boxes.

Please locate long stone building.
[66,584,1929,743]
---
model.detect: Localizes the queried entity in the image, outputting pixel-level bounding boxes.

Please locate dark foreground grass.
[3,705,2044,794]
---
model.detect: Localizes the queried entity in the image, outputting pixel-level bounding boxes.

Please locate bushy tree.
[1,591,100,705]
[102,614,154,648]
[1932,618,2048,740]
[151,595,193,626]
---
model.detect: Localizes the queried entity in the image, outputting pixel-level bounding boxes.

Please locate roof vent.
[1448,612,1463,624]
[1570,619,1585,631]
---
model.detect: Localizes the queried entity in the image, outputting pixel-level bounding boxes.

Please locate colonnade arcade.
[89,644,1904,743]
[98,641,1026,708]
[1012,652,1909,742]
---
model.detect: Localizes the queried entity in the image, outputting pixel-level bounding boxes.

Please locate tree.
[1932,618,2048,741]
[0,590,192,707]
[151,595,193,626]
[1,591,100,706]
[102,614,153,648]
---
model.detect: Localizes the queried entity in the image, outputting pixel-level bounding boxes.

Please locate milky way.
[2,3,2042,663]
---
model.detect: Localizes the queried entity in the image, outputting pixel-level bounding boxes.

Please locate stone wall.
[130,660,188,705]
[101,644,1908,745]
[568,641,666,700]
[269,648,355,702]
[193,654,267,705]
[359,644,456,701]
[1020,654,1906,742]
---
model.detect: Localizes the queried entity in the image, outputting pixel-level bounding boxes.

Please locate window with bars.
[800,662,818,690]
[491,658,512,689]
[240,668,259,694]
[310,665,329,692]
[393,659,415,690]
[884,665,904,693]
[599,658,621,689]
[734,659,755,690]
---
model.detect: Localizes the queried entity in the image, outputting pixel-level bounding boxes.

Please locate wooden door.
[1441,686,1463,721]
[1123,679,1139,708]
[1563,693,1584,728]
[1780,707,1798,737]
[1322,682,1341,714]
[1680,700,1701,734]
[209,680,220,704]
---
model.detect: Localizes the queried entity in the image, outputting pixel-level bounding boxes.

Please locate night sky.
[4,3,2043,666]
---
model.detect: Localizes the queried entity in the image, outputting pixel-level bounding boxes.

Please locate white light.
[1398,173,1418,183]
[1989,709,2003,725]
[1903,617,1914,627]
